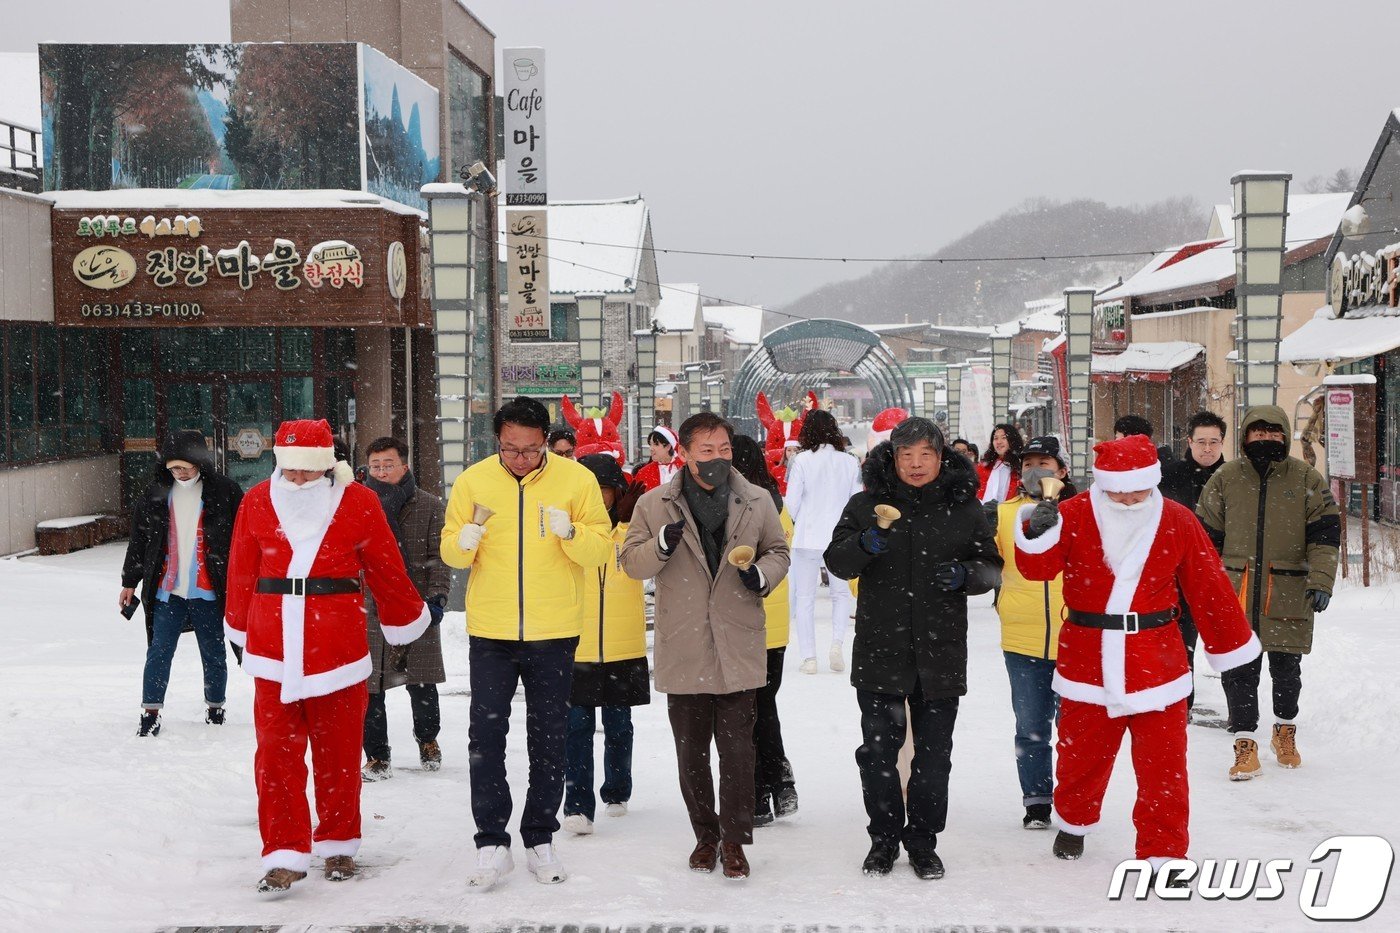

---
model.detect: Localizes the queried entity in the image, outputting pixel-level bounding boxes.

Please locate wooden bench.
[35,514,130,556]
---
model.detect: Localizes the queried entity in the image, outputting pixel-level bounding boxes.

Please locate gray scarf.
[682,468,730,577]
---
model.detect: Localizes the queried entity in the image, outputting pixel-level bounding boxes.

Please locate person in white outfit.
[785,409,863,674]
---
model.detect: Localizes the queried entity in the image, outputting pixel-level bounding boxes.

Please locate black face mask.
[1242,439,1287,471]
[693,457,732,488]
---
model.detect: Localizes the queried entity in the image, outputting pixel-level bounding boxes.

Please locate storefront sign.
[502,47,547,205]
[1092,300,1128,352]
[500,362,579,395]
[1325,378,1377,483]
[506,209,550,340]
[234,427,267,460]
[1330,244,1400,317]
[52,207,428,327]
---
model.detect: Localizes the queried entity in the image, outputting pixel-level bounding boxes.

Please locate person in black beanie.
[119,430,243,736]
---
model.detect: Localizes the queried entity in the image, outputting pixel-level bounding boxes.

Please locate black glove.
[932,561,967,591]
[428,596,446,627]
[660,518,686,554]
[1307,589,1330,612]
[737,563,764,593]
[1026,498,1060,540]
[229,642,243,666]
[388,643,411,674]
[982,500,1000,531]
[860,526,890,555]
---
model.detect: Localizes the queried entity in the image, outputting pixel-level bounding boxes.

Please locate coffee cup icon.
[513,58,538,81]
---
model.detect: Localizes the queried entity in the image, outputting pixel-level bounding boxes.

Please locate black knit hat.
[579,453,629,492]
[1021,435,1067,469]
[159,430,215,473]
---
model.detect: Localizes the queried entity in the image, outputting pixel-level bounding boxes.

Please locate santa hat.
[274,418,354,483]
[649,425,678,450]
[1091,434,1161,492]
[784,439,800,449]
[867,407,909,450]
[576,441,625,465]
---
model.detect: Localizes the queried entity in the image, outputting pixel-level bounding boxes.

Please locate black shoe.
[1155,867,1192,890]
[137,710,161,737]
[1053,830,1085,860]
[754,795,775,828]
[907,848,944,880]
[861,840,900,876]
[774,785,799,818]
[1023,803,1052,830]
[205,707,225,725]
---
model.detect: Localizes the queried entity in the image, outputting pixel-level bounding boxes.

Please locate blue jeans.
[1003,651,1058,807]
[142,595,227,708]
[564,705,634,821]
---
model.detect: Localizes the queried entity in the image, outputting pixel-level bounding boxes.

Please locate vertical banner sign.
[503,47,547,206]
[506,209,550,340]
[1326,386,1357,480]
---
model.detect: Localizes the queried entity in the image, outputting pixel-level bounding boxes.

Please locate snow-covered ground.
[1,542,1397,932]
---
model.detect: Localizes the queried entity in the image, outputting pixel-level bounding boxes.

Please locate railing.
[1,118,42,191]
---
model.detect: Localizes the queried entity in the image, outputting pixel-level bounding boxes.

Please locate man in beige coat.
[622,412,790,880]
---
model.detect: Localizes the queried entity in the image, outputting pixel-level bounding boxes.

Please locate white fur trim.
[1012,502,1062,554]
[224,622,247,648]
[332,460,355,485]
[866,429,893,449]
[1053,670,1193,718]
[1147,856,1175,872]
[1051,809,1099,835]
[274,444,336,472]
[1206,631,1262,673]
[268,476,347,704]
[651,425,678,448]
[381,603,432,646]
[240,652,284,681]
[245,655,373,698]
[312,838,361,858]
[1092,461,1162,492]
[261,848,313,872]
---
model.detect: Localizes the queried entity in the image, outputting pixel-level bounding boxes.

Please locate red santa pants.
[1054,697,1189,860]
[253,678,368,871]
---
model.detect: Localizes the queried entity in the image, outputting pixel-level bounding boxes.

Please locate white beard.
[270,469,334,547]
[1093,488,1160,580]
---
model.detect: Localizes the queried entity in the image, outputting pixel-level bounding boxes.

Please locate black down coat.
[824,442,1002,698]
[120,432,244,642]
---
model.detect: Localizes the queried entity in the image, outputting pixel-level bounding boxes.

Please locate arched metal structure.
[726,318,914,437]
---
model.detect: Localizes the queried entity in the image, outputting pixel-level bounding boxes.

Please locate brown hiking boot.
[688,841,718,873]
[419,740,442,772]
[324,855,357,881]
[720,842,750,880]
[255,867,307,894]
[1271,724,1302,768]
[1229,737,1262,781]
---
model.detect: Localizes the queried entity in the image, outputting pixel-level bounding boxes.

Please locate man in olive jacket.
[825,417,1002,880]
[1197,403,1339,779]
[621,412,789,881]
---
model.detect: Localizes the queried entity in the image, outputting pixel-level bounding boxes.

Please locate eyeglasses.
[366,463,402,474]
[167,465,198,474]
[499,444,545,462]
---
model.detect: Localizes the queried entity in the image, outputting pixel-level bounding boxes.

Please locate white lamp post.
[945,364,963,440]
[991,331,1014,425]
[1064,287,1096,482]
[686,364,706,415]
[1232,171,1290,427]
[423,183,475,492]
[635,328,657,455]
[577,293,605,409]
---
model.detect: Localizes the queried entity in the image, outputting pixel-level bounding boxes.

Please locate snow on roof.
[867,321,931,334]
[702,303,764,345]
[44,188,425,216]
[0,52,41,131]
[1020,306,1064,333]
[1092,341,1204,374]
[1279,304,1400,363]
[1133,304,1222,320]
[926,323,995,336]
[498,196,650,296]
[653,283,702,332]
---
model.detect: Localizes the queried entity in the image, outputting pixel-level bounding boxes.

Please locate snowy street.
[1,543,1396,932]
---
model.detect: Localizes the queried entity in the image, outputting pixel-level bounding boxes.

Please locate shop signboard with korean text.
[499,363,580,396]
[502,47,546,205]
[1325,379,1377,484]
[52,207,428,327]
[506,209,550,339]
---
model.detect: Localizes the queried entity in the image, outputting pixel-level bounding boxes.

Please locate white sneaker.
[561,813,594,835]
[799,658,818,675]
[465,845,513,891]
[829,643,845,673]
[526,843,568,884]
[605,802,628,817]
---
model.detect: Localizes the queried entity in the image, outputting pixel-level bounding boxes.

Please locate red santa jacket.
[224,475,430,703]
[633,457,684,491]
[1014,487,1259,717]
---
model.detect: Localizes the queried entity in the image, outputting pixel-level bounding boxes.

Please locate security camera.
[459,161,498,196]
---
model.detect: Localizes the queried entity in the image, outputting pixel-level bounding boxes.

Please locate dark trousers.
[855,678,959,851]
[1003,651,1057,807]
[1223,650,1303,733]
[563,705,633,821]
[363,683,441,762]
[667,690,757,846]
[467,635,577,849]
[1178,590,1199,709]
[754,646,794,802]
[142,595,227,708]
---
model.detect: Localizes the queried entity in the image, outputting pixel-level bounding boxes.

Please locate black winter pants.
[1177,588,1199,709]
[1223,650,1302,733]
[363,683,440,762]
[754,647,794,802]
[856,678,958,852]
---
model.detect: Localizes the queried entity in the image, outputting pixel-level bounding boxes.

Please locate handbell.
[1039,476,1065,501]
[472,504,495,525]
[874,504,902,529]
[727,545,756,571]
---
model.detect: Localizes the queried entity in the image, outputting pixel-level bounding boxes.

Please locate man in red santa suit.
[1013,434,1259,877]
[224,419,430,895]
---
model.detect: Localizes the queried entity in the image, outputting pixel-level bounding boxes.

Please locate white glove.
[457,523,486,551]
[546,507,575,540]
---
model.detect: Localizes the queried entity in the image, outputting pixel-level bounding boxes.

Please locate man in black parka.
[825,417,1002,880]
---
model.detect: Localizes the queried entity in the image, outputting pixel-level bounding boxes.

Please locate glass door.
[222,379,277,491]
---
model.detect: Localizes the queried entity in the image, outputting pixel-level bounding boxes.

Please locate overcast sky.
[6,0,1400,308]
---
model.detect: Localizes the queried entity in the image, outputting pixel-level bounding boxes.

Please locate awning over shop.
[1091,341,1204,383]
[1279,305,1400,364]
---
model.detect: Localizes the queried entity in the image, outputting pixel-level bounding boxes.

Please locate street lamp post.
[635,328,657,456]
[921,380,938,422]
[686,364,706,415]
[1232,171,1291,429]
[423,183,475,493]
[991,331,1014,425]
[1063,287,1095,482]
[945,363,963,440]
[578,292,605,410]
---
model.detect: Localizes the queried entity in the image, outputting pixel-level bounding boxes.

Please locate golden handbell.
[727,545,756,571]
[1039,476,1065,501]
[874,504,902,529]
[472,504,495,525]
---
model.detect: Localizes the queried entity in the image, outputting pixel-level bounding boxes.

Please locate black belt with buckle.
[1067,607,1178,634]
[256,577,361,597]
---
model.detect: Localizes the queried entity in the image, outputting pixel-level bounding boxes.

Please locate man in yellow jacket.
[440,397,612,891]
[992,436,1073,831]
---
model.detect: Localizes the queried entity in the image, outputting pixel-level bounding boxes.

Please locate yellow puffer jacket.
[441,453,613,641]
[995,494,1066,660]
[763,507,794,649]
[576,522,647,662]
